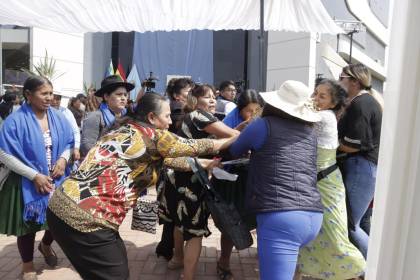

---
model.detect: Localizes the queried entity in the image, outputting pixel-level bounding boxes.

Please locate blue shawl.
[223,107,244,129]
[99,102,127,128]
[0,103,74,224]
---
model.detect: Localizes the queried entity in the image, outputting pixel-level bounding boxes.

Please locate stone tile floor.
[0,207,316,279]
[0,211,263,280]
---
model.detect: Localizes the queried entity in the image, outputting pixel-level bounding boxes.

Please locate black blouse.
[338,93,382,164]
[178,109,218,140]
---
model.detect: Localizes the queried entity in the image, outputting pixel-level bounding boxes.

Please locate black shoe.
[38,243,58,267]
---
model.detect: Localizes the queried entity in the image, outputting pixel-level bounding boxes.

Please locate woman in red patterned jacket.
[46,93,236,280]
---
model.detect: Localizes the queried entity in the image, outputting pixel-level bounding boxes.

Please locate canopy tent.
[0,0,341,34]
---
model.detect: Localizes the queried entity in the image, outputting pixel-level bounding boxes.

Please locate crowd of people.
[0,62,383,280]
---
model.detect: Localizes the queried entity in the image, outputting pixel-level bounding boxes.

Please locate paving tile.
[0,257,20,272]
[0,214,260,280]
[205,247,217,258]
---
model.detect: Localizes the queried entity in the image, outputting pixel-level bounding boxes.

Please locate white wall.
[31,28,84,97]
[265,31,317,90]
[366,0,420,278]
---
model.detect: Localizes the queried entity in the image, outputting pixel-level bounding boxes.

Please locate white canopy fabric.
[0,0,342,34]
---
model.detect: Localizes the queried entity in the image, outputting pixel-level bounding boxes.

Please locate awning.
[0,0,342,34]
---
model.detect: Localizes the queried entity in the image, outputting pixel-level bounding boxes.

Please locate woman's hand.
[234,119,250,131]
[33,174,54,194]
[51,157,67,178]
[72,148,81,161]
[212,135,239,152]
[198,158,222,171]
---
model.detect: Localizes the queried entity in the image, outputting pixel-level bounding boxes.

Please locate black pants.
[46,209,129,280]
[17,230,54,263]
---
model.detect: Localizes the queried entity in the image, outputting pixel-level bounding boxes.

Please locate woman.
[156,77,195,261]
[338,63,383,258]
[212,89,264,279]
[296,79,366,280]
[229,80,324,280]
[80,75,131,157]
[46,92,235,280]
[162,84,239,280]
[0,76,74,280]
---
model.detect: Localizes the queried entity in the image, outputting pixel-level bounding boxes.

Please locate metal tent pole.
[259,0,265,92]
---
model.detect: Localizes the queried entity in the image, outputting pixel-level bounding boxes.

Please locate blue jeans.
[345,155,377,259]
[256,211,323,280]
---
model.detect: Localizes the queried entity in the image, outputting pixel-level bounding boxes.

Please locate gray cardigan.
[80,111,105,157]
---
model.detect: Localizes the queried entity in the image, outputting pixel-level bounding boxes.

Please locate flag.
[115,61,127,81]
[105,59,114,77]
[126,64,141,101]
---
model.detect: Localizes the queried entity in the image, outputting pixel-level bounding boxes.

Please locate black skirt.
[159,170,211,241]
[47,209,129,280]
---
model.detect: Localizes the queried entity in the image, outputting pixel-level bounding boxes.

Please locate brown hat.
[94,75,134,97]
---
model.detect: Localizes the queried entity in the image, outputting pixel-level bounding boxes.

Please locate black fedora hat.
[94,75,135,97]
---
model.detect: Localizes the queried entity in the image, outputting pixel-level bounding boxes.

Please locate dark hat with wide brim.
[95,75,135,97]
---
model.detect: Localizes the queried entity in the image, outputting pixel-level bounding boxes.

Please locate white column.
[265,31,315,89]
[83,32,112,89]
[366,0,420,279]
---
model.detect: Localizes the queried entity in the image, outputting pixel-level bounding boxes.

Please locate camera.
[142,72,159,93]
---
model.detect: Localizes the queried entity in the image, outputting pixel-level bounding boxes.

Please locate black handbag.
[187,158,253,250]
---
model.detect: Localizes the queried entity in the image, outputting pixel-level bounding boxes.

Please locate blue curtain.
[132,30,213,94]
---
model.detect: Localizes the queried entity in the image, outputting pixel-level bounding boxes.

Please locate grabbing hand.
[51,157,67,179]
[72,148,81,161]
[199,158,222,171]
[33,174,54,194]
[234,119,251,131]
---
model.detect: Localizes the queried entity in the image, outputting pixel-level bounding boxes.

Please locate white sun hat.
[259,80,321,123]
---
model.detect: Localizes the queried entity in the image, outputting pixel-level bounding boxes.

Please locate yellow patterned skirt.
[297,148,366,279]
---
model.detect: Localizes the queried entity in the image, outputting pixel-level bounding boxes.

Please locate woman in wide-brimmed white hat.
[229,80,324,280]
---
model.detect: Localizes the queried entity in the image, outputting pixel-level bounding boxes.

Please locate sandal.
[38,243,58,267]
[167,258,184,270]
[217,262,234,280]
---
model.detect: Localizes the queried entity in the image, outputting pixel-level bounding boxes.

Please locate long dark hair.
[132,92,168,123]
[237,89,264,111]
[23,75,52,100]
[316,79,347,112]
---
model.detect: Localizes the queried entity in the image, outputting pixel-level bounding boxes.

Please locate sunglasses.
[339,74,353,81]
